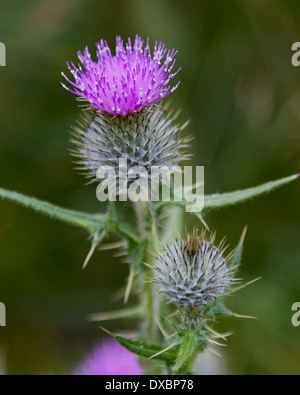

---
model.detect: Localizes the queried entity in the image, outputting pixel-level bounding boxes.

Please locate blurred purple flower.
[73,340,143,376]
[61,35,180,116]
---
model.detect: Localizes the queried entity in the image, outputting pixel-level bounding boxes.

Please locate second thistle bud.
[153,230,234,329]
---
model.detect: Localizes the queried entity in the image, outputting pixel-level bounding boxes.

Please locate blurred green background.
[0,0,299,375]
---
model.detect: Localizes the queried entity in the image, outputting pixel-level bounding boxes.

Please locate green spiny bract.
[153,230,235,329]
[71,105,188,183]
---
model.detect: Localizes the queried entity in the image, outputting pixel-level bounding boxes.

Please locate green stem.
[134,201,159,374]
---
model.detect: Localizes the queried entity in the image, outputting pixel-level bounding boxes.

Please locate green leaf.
[0,187,116,269]
[110,334,178,363]
[209,228,254,319]
[209,299,235,318]
[228,227,247,271]
[0,187,107,236]
[108,201,140,244]
[202,174,298,214]
[209,297,257,320]
[157,174,299,216]
[173,330,198,373]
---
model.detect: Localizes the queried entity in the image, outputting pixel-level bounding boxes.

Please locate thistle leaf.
[157,174,299,216]
[110,334,178,363]
[108,201,140,244]
[173,330,199,373]
[209,299,235,318]
[202,174,299,214]
[228,226,247,270]
[0,187,107,236]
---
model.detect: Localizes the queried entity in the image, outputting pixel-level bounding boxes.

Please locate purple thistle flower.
[61,35,180,117]
[73,340,143,376]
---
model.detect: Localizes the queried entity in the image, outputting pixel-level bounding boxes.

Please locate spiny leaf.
[108,201,140,244]
[157,174,299,216]
[209,227,257,320]
[0,187,107,236]
[107,333,178,363]
[209,299,235,318]
[209,299,256,320]
[202,174,299,213]
[173,330,199,373]
[0,187,142,249]
[228,226,247,270]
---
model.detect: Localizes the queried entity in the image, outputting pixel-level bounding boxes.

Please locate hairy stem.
[134,201,159,374]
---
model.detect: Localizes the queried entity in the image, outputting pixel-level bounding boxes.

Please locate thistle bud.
[153,230,233,328]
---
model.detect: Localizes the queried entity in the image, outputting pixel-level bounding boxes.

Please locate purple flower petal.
[73,340,143,376]
[62,35,180,116]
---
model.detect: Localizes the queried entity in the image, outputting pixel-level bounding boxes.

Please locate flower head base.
[62,35,180,117]
[72,105,188,186]
[153,230,234,328]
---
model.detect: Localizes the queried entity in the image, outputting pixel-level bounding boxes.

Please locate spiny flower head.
[62,35,180,117]
[153,230,234,328]
[72,105,188,184]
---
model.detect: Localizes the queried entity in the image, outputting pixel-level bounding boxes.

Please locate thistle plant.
[0,34,299,375]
